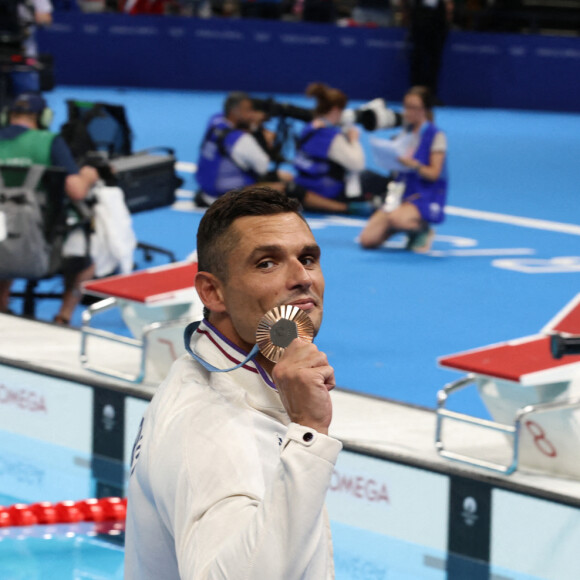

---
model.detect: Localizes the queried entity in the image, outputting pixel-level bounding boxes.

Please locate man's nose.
[288,260,312,289]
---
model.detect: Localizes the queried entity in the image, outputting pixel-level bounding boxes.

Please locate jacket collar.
[189,319,289,423]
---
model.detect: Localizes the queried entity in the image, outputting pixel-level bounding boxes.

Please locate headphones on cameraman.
[1,93,54,130]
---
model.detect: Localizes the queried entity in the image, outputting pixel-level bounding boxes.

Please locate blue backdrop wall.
[38,13,580,112]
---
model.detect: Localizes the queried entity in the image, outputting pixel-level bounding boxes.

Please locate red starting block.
[436,293,580,477]
[80,259,204,383]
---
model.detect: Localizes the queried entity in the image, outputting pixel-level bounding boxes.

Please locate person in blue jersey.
[359,86,448,253]
[195,92,288,207]
[293,82,390,215]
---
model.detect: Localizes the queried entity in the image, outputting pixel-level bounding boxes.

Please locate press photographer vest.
[399,122,447,224]
[0,129,55,186]
[293,124,345,200]
[196,114,257,198]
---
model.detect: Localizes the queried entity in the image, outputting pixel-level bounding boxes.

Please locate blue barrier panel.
[37,15,410,100]
[37,14,580,111]
[441,31,580,112]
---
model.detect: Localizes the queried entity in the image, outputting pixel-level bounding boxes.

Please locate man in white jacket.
[125,186,342,579]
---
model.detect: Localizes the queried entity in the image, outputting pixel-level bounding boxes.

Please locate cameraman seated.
[293,82,391,216]
[0,92,99,324]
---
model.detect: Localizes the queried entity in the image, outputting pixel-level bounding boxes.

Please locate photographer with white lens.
[292,82,391,216]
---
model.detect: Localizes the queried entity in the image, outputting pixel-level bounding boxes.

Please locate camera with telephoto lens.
[252,96,402,131]
[340,98,403,131]
[252,97,314,123]
[250,95,403,169]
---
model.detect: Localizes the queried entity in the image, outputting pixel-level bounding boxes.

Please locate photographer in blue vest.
[359,86,448,254]
[0,92,98,323]
[196,90,372,215]
[195,92,290,207]
[293,82,390,215]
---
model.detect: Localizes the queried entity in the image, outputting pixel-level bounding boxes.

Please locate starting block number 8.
[525,420,558,458]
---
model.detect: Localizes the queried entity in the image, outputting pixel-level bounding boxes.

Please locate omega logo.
[0,383,47,413]
[330,470,390,504]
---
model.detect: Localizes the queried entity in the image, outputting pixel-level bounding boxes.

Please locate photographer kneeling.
[292,82,391,216]
[359,86,448,254]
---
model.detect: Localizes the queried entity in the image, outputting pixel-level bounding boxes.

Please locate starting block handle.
[435,375,520,475]
[81,298,195,384]
[436,376,580,476]
[516,397,580,421]
[80,297,148,383]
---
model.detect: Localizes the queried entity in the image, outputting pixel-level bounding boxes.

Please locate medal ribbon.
[183,320,260,373]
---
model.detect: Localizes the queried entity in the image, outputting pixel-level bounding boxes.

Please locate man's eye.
[301,256,316,266]
[257,260,275,269]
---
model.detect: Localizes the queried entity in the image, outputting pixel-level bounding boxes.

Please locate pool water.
[0,525,124,580]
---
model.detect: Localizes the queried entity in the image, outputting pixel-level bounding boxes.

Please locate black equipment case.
[109,148,182,214]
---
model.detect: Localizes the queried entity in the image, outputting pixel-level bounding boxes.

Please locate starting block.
[435,293,580,477]
[80,260,203,383]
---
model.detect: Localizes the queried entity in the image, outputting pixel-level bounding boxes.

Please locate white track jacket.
[124,319,342,579]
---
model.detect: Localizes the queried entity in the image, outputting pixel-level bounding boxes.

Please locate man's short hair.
[223,91,251,117]
[197,186,306,282]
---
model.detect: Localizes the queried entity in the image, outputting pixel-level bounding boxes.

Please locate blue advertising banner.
[37,14,580,112]
[441,31,580,111]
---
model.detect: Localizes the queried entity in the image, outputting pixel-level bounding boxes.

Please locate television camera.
[60,99,184,215]
[251,95,403,166]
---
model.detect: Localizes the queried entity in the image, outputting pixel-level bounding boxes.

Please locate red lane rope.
[0,497,127,528]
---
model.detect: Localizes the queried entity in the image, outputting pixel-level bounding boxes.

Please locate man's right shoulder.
[151,355,220,412]
[146,355,248,447]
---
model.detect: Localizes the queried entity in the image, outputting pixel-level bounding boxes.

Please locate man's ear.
[195,272,226,313]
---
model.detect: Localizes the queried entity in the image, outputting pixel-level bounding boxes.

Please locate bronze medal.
[255,305,314,362]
